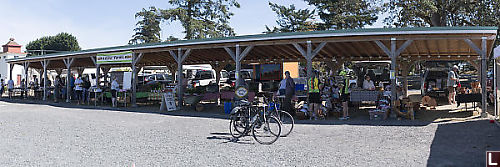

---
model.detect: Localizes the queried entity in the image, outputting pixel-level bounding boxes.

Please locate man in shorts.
[308,71,321,120]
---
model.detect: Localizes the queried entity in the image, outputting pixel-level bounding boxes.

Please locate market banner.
[96,51,133,64]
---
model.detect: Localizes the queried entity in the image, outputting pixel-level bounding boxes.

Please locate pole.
[42,60,48,101]
[481,37,487,117]
[390,38,397,118]
[177,56,183,106]
[235,45,241,87]
[495,61,498,118]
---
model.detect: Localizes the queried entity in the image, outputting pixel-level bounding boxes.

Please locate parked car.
[227,71,252,87]
[219,70,230,87]
[189,69,217,88]
[140,74,172,85]
[421,69,449,97]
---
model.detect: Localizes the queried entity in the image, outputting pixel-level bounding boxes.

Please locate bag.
[457,83,461,88]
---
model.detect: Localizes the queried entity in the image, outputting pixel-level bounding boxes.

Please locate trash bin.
[224,102,232,114]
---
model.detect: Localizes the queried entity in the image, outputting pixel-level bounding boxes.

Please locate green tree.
[304,0,380,30]
[384,0,500,46]
[26,32,81,56]
[130,7,162,44]
[384,0,500,28]
[159,0,240,39]
[265,2,316,33]
[165,35,180,42]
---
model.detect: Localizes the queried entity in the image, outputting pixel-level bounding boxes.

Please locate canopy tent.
[6,26,498,116]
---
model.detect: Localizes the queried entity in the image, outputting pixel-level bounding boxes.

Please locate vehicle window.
[164,75,172,80]
[222,71,229,78]
[241,71,251,79]
[229,71,251,79]
[195,71,213,79]
[147,75,155,80]
[157,74,165,80]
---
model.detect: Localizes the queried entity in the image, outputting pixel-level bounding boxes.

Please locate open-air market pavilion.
[6,26,498,117]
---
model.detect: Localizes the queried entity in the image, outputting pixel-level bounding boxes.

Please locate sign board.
[164,92,177,111]
[390,70,395,80]
[122,72,132,90]
[235,86,248,98]
[97,51,133,64]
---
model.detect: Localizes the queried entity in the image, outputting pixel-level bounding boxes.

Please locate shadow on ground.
[427,120,500,166]
[206,132,255,145]
[0,98,487,127]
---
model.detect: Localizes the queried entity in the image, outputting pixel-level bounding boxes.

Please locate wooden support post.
[169,49,191,107]
[41,60,50,101]
[131,53,144,107]
[9,63,14,81]
[166,64,177,82]
[76,67,85,77]
[23,62,30,99]
[90,56,101,88]
[63,58,74,103]
[292,41,326,86]
[224,45,253,87]
[375,39,413,118]
[465,37,488,117]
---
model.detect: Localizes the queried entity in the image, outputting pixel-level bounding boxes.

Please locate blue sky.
[0,0,385,50]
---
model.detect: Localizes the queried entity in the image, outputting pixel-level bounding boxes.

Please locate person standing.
[54,76,61,102]
[8,78,14,99]
[283,71,296,116]
[83,77,91,104]
[70,74,75,100]
[20,79,26,98]
[0,79,4,98]
[74,76,83,104]
[111,77,119,107]
[447,65,459,105]
[308,71,321,120]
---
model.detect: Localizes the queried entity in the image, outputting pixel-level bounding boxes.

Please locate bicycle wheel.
[278,111,294,137]
[229,113,248,138]
[252,116,281,145]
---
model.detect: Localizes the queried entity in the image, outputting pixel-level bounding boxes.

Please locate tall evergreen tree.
[265,2,316,33]
[304,0,380,30]
[384,0,500,45]
[129,7,162,44]
[26,32,81,56]
[384,0,500,27]
[159,0,240,39]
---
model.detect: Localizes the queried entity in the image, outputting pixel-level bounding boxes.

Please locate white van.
[188,69,216,87]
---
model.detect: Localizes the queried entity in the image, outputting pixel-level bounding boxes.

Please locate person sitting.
[362,75,375,90]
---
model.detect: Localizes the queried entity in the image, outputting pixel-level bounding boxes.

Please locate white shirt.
[8,80,14,89]
[279,79,286,90]
[363,80,375,90]
[74,78,83,91]
[111,80,119,90]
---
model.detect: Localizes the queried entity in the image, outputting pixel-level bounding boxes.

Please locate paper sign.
[122,72,132,90]
[390,70,395,80]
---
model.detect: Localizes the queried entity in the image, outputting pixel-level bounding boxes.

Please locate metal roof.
[7,26,498,69]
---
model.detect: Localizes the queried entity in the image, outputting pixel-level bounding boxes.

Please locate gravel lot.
[0,100,499,167]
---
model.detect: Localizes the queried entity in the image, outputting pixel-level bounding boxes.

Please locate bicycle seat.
[237,100,251,106]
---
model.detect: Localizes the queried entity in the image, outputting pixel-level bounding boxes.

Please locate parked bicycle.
[229,99,281,145]
[260,94,294,137]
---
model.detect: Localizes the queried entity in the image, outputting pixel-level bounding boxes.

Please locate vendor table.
[456,93,481,111]
[89,88,103,106]
[350,90,382,102]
